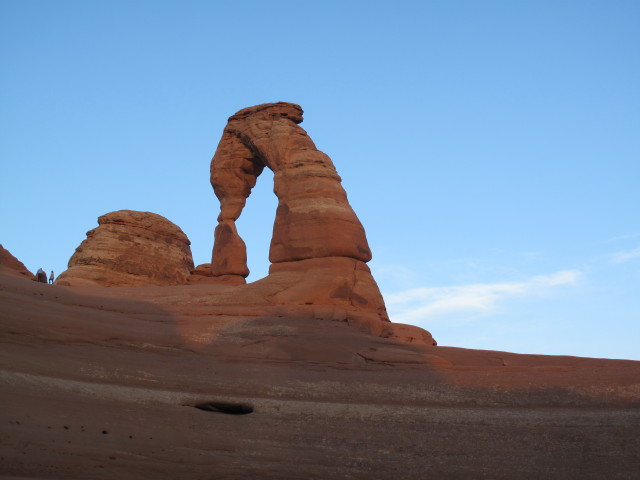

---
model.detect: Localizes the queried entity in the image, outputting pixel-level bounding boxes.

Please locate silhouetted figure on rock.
[36,268,47,283]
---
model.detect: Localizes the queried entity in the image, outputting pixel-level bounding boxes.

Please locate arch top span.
[210,102,372,280]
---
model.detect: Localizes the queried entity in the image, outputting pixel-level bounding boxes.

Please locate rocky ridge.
[0,243,33,278]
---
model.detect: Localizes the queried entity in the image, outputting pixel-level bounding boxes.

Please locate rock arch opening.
[234,167,277,282]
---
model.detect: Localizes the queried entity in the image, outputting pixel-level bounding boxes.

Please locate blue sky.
[1,1,638,360]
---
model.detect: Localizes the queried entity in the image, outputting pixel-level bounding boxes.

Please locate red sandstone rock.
[207,103,433,344]
[56,210,194,287]
[211,103,371,268]
[210,219,249,279]
[1,271,639,479]
[188,263,246,285]
[0,244,33,278]
[47,103,435,344]
[188,263,214,284]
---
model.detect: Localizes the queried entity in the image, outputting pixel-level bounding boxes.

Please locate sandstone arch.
[210,102,371,281]
[208,103,436,346]
[50,103,434,344]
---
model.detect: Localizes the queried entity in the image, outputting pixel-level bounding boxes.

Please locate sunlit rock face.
[56,210,194,287]
[209,102,435,345]
[0,244,33,279]
[210,102,371,276]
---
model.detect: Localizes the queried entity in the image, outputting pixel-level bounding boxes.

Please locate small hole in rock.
[194,401,253,415]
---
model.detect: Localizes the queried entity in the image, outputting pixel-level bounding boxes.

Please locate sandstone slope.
[1,272,639,480]
[0,243,33,278]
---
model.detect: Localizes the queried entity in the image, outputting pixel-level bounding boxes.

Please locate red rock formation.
[0,244,33,279]
[210,103,371,275]
[187,263,244,285]
[56,210,194,287]
[209,103,434,345]
[189,263,214,280]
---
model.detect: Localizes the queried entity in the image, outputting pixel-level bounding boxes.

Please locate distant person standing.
[49,271,54,284]
[36,268,47,283]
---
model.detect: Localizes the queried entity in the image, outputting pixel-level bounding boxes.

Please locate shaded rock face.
[0,244,33,278]
[2,272,639,480]
[209,103,435,345]
[56,210,194,287]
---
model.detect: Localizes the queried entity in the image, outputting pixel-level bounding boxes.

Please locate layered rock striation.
[56,210,194,287]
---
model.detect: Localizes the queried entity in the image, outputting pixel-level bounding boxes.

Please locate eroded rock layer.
[56,210,194,287]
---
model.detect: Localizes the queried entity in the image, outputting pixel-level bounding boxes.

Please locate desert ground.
[1,270,639,479]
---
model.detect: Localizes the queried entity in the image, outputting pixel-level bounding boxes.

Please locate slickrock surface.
[209,103,430,344]
[1,272,639,479]
[0,244,33,278]
[56,210,194,287]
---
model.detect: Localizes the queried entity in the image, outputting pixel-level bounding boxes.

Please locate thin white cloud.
[385,270,582,325]
[606,233,640,242]
[611,246,640,264]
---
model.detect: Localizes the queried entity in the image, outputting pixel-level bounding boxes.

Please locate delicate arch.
[210,102,371,281]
